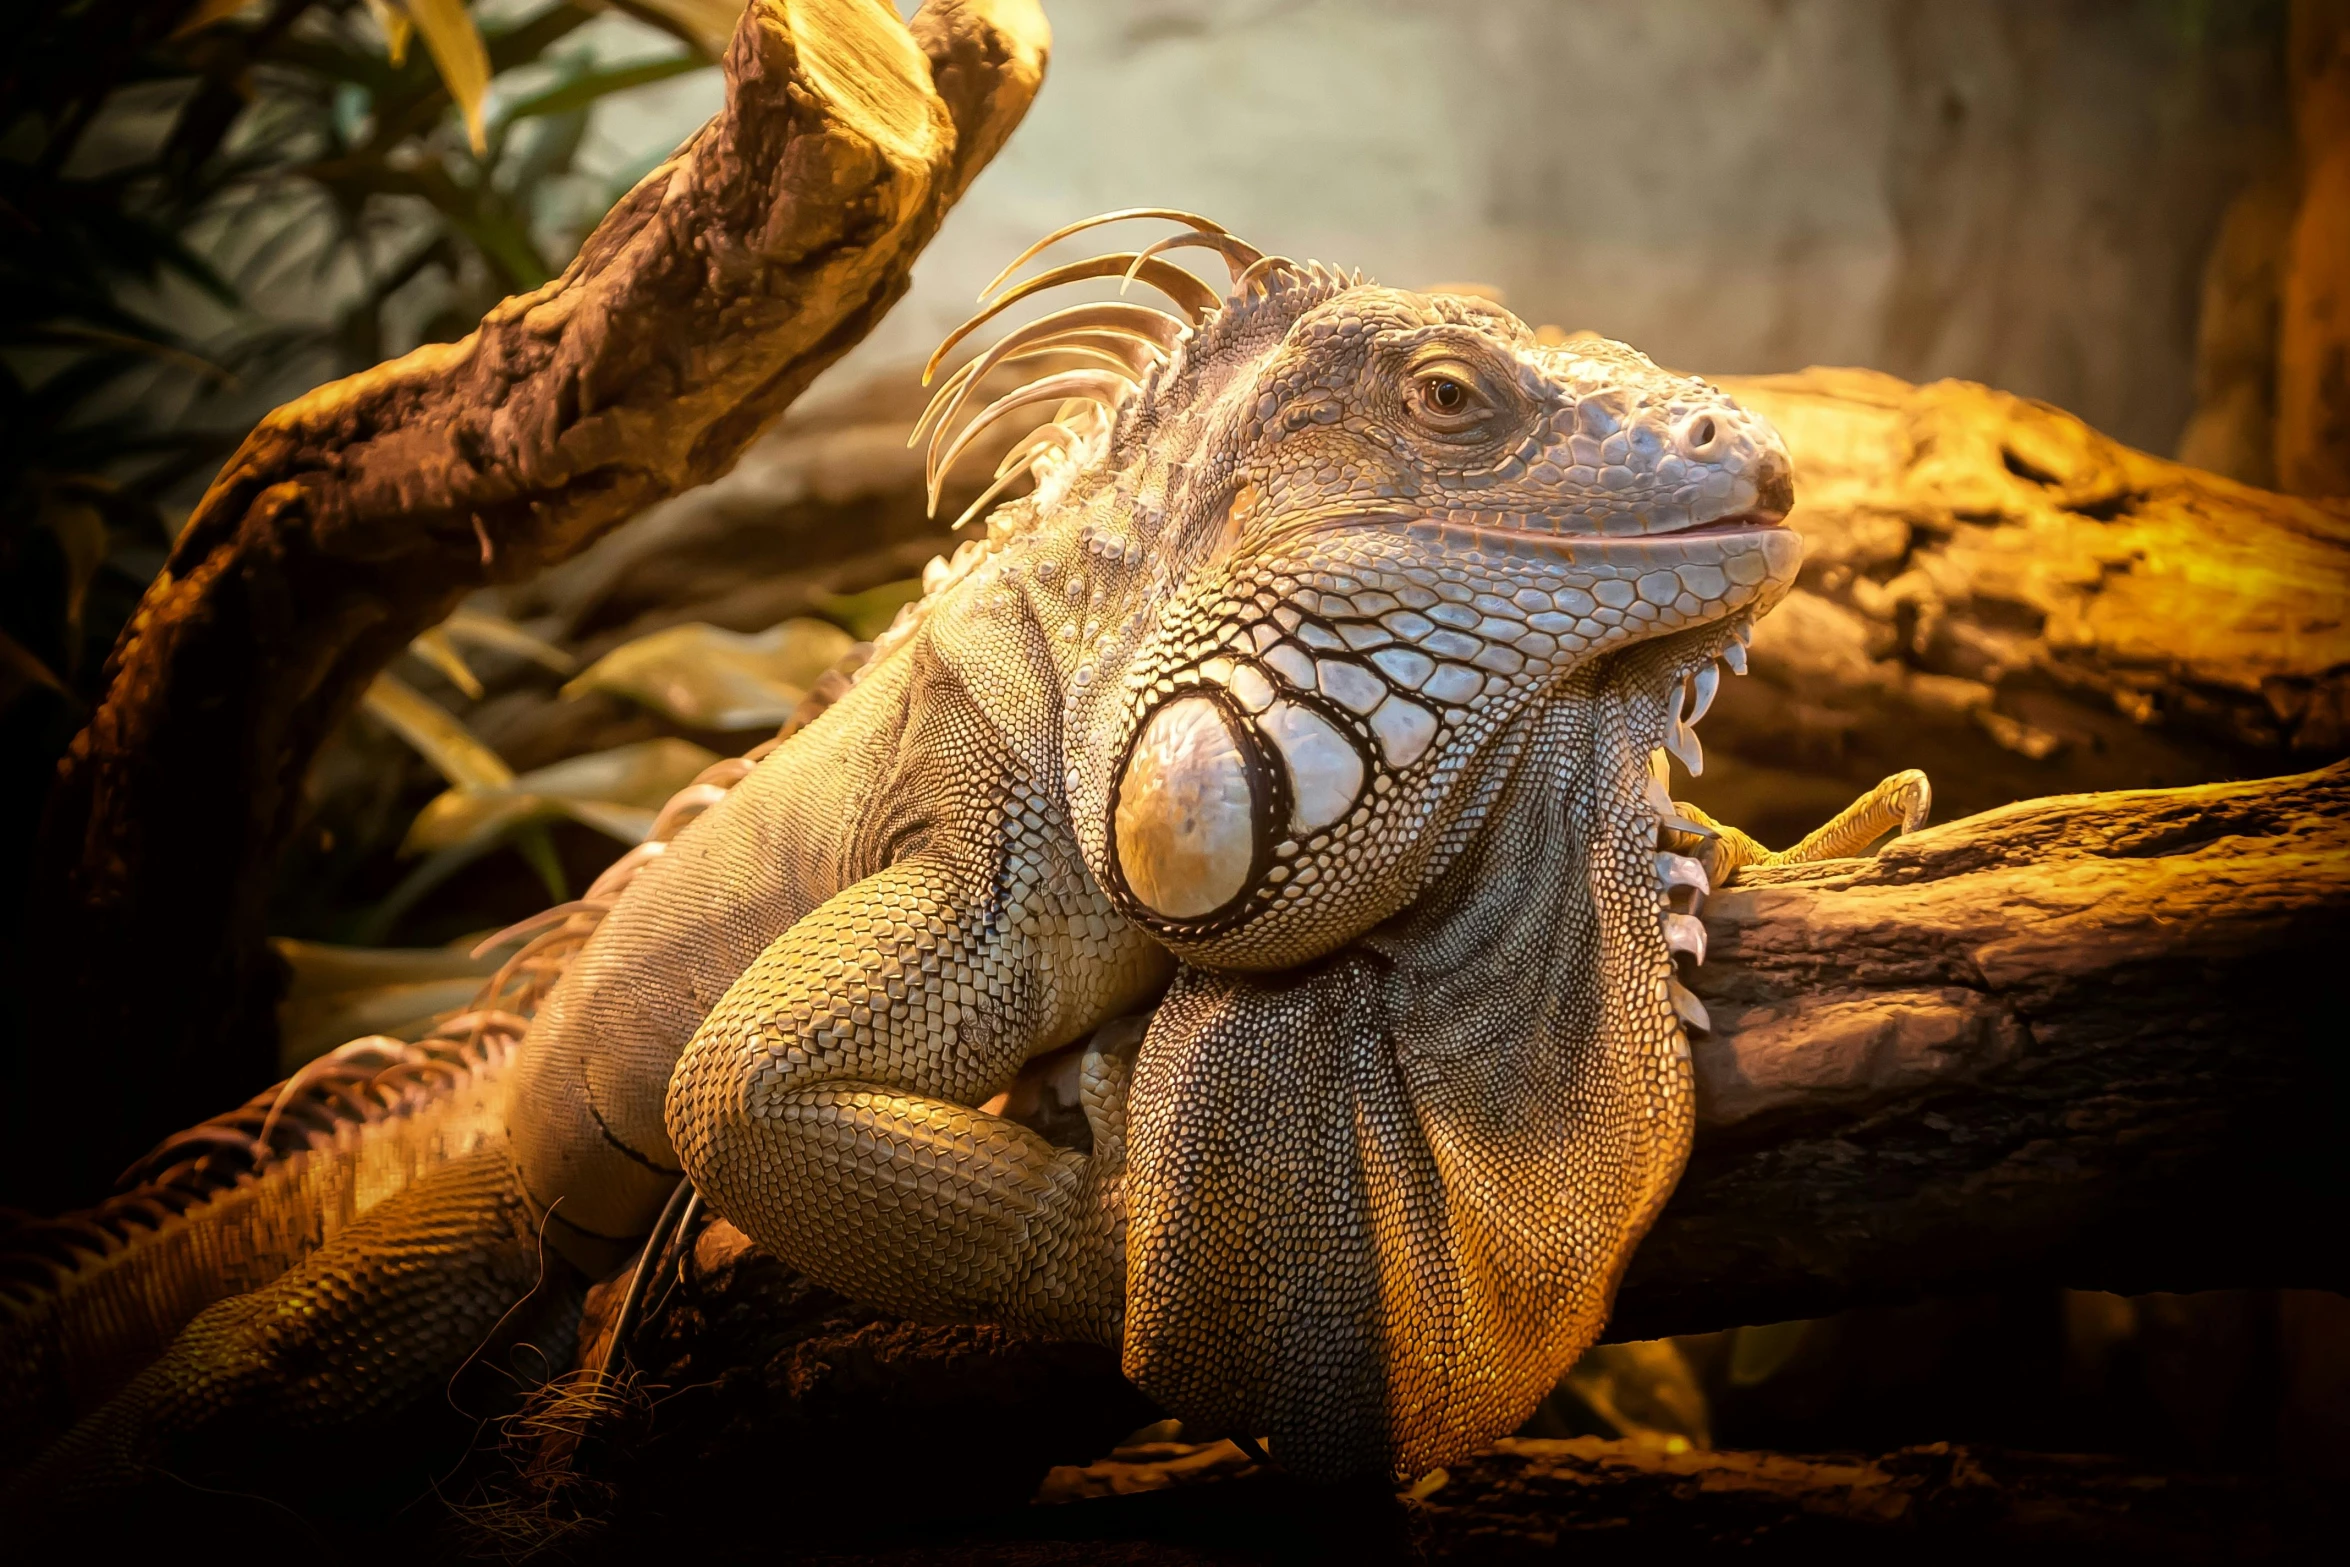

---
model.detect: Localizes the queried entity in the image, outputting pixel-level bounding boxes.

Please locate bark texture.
[1615,761,2349,1339]
[1696,368,2350,847]
[1404,1438,2339,1562]
[19,0,1048,1206]
[1021,1436,2343,1564]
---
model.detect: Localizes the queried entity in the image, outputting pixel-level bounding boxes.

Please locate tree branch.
[19,0,1048,1206]
[1695,370,2350,844]
[1613,760,2350,1339]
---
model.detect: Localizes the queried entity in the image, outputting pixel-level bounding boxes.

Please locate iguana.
[2,210,1928,1503]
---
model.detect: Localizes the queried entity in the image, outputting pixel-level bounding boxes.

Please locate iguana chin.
[3,210,1927,1500]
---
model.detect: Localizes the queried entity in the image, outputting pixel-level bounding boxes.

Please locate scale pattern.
[1125,648,1702,1480]
[667,657,1167,1341]
[10,1150,543,1504]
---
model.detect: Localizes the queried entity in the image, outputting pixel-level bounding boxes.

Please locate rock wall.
[830,0,2287,458]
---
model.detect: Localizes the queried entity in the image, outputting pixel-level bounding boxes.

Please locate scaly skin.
[7,212,1928,1502]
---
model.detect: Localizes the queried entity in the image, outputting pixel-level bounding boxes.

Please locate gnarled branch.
[1696,370,2350,845]
[1615,760,2349,1338]
[20,0,1049,1206]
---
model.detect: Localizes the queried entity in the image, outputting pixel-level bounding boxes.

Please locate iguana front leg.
[666,837,1167,1347]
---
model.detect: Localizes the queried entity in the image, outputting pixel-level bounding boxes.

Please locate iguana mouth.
[1679,509,1789,534]
[1383,515,1802,592]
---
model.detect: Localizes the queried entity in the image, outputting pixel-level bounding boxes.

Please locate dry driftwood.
[20,0,1048,1205]
[1696,369,2350,845]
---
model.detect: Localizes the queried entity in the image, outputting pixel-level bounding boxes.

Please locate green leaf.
[498,55,707,126]
[563,619,856,731]
[403,736,722,855]
[1726,1319,1813,1388]
[483,3,600,76]
[811,577,926,643]
[440,609,576,674]
[609,0,743,58]
[1557,1339,1712,1451]
[272,935,499,1070]
[408,625,485,699]
[14,324,232,384]
[362,671,513,790]
[513,820,569,901]
[361,0,414,66]
[402,0,494,154]
[174,0,266,38]
[298,156,553,289]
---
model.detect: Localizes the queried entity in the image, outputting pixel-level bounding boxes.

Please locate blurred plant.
[0,0,738,938]
[1531,1338,1715,1452]
[811,575,926,641]
[268,593,866,1046]
[272,931,497,1067]
[354,608,708,935]
[562,616,855,730]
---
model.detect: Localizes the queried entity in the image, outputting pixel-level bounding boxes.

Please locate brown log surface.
[19,0,1048,1205]
[598,765,2349,1352]
[1615,760,2350,1338]
[1021,1436,2343,1564]
[1699,369,2350,844]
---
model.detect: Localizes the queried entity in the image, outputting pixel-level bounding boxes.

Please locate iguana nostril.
[1676,413,1723,460]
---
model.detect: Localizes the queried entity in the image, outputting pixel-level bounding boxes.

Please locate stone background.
[799,0,2291,458]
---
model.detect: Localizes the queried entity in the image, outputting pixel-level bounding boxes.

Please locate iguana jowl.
[6,211,1927,1493]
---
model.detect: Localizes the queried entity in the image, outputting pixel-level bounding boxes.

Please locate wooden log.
[513,763,2345,1543]
[17,0,1049,1206]
[1695,370,2350,845]
[1022,1435,2340,1563]
[578,765,2349,1362]
[1614,760,2350,1339]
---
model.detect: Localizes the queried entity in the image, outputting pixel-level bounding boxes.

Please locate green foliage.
[0,0,723,948]
[813,576,927,642]
[0,0,718,704]
[562,617,857,730]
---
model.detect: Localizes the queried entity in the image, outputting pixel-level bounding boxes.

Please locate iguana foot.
[1666,766,1932,887]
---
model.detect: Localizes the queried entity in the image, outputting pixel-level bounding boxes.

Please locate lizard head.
[914,212,1795,970]
[913,214,1801,1478]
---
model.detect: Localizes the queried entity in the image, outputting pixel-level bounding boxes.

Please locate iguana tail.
[2,1144,563,1527]
[1,725,804,1499]
[0,1010,526,1475]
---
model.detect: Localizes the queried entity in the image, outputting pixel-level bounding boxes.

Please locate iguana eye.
[1406,363,1492,435]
